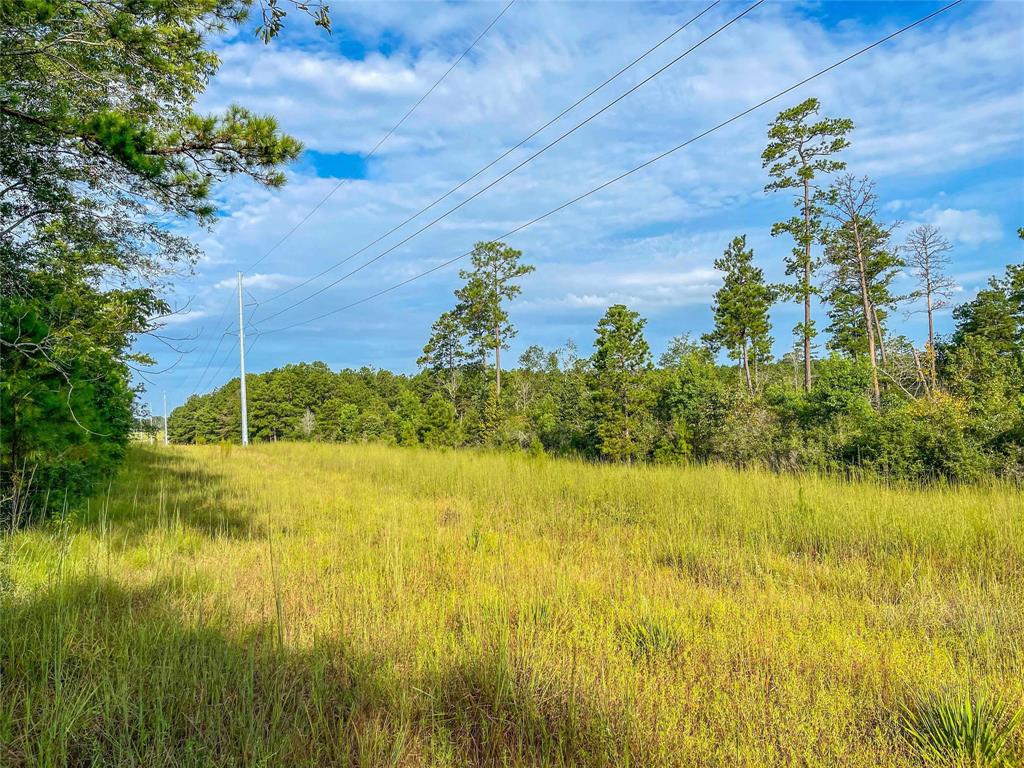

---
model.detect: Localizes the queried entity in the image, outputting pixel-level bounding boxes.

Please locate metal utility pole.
[237,271,249,446]
[162,391,169,446]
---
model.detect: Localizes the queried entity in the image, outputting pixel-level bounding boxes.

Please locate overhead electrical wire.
[256,0,723,309]
[175,2,516,401]
[197,333,239,394]
[254,0,964,338]
[251,0,763,327]
[242,0,518,274]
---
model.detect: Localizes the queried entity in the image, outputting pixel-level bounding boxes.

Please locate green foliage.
[590,305,654,463]
[856,393,989,482]
[805,356,874,424]
[1,0,319,521]
[763,98,854,381]
[899,690,1023,767]
[1,297,134,524]
[702,235,776,392]
[657,349,732,462]
[421,392,460,448]
[950,263,1024,357]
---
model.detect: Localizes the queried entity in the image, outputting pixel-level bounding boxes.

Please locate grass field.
[2,444,1022,767]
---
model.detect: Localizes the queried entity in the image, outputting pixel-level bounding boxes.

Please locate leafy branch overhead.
[0,0,326,515]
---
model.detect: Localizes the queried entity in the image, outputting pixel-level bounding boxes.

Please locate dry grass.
[1,443,1022,766]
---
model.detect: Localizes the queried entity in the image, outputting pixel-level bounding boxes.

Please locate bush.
[857,393,988,482]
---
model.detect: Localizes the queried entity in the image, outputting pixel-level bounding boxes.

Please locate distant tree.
[701,235,775,393]
[317,399,359,441]
[395,390,422,445]
[822,175,900,405]
[418,309,467,407]
[949,263,1024,357]
[512,344,557,414]
[547,340,593,454]
[904,224,955,389]
[659,333,703,370]
[762,98,853,391]
[824,216,902,363]
[455,242,534,399]
[591,305,654,462]
[300,409,316,439]
[420,392,460,447]
[655,341,726,462]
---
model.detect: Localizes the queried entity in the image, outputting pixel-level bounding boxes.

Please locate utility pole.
[162,391,169,446]
[237,271,249,446]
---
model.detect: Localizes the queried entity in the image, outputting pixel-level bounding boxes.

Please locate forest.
[169,211,1024,485]
[167,265,1024,483]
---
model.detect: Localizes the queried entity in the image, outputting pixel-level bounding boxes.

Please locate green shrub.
[858,393,988,482]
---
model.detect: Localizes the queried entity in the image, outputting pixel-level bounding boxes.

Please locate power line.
[256,0,722,310]
[198,334,240,394]
[190,322,231,389]
[255,0,964,338]
[251,0,763,327]
[242,0,517,275]
[175,2,516,403]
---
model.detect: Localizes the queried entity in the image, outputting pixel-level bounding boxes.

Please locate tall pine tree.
[762,98,853,391]
[702,236,775,393]
[455,241,534,399]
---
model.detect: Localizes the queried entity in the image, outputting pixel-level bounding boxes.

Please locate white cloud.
[212,273,302,291]
[923,207,1003,246]
[135,0,1024,405]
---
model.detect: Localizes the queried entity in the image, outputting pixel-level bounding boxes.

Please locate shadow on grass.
[80,446,266,544]
[1,576,631,767]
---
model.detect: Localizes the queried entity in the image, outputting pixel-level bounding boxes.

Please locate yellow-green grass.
[1,444,1022,767]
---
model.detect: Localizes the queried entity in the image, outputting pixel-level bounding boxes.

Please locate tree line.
[171,100,1023,483]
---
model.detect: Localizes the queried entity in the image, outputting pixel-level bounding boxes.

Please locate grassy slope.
[1,444,1022,767]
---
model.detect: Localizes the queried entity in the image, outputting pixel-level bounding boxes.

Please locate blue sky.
[142,0,1024,411]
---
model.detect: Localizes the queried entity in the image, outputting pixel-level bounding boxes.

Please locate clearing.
[2,444,1022,766]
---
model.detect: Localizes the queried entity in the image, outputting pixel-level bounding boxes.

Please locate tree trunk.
[852,219,881,406]
[911,346,929,395]
[871,303,888,367]
[802,179,813,392]
[926,286,937,389]
[494,324,501,399]
[742,341,753,394]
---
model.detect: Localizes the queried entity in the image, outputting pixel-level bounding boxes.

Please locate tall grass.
[1,443,1022,766]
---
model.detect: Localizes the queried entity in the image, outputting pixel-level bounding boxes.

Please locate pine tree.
[454,241,534,399]
[822,175,901,406]
[701,235,775,394]
[762,98,853,391]
[590,304,654,463]
[418,309,467,407]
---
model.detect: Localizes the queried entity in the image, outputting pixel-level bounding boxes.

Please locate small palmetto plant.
[619,617,680,662]
[899,690,1023,767]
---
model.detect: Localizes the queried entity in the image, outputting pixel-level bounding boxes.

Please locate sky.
[141,0,1024,412]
